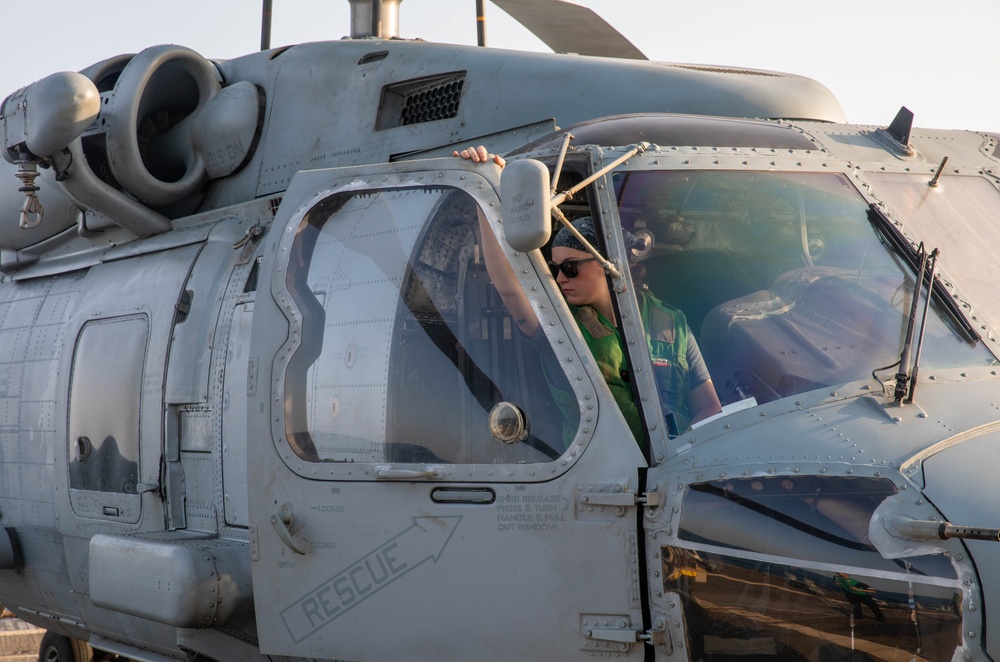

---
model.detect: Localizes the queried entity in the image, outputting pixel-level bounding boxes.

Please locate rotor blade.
[491,0,647,60]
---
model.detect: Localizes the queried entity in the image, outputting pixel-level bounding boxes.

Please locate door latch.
[270,501,308,555]
[579,488,662,508]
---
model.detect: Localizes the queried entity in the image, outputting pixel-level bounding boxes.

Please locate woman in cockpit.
[455,146,721,445]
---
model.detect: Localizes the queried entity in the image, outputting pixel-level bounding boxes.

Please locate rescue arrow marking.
[280,516,461,642]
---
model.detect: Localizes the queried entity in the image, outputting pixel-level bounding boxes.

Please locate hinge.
[579,614,671,654]
[580,614,638,654]
[641,614,672,654]
[583,618,668,645]
[578,487,662,508]
[576,484,663,520]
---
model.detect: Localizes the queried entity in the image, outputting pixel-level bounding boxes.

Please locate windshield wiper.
[873,241,937,403]
[896,243,936,403]
[866,204,979,343]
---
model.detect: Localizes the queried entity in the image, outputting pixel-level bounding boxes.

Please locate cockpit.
[613,169,992,408]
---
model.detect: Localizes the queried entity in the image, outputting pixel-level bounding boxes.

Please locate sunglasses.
[548,257,598,279]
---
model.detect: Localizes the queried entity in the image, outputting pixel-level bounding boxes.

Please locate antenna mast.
[476,0,487,46]
[261,0,273,50]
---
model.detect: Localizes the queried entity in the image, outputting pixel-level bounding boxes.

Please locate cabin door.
[65,244,202,529]
[247,163,649,660]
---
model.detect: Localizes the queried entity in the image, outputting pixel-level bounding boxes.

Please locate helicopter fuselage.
[0,34,999,662]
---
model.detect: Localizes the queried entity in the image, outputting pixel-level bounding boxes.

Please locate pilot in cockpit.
[456,146,721,446]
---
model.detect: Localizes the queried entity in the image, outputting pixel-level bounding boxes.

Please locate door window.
[68,314,148,522]
[280,187,577,465]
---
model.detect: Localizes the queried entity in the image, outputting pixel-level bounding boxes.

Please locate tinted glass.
[614,171,993,410]
[662,548,962,660]
[665,476,962,660]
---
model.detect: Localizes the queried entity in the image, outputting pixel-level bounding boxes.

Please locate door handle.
[431,487,496,504]
[270,502,308,555]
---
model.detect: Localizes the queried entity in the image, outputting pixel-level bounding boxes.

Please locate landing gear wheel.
[38,631,92,662]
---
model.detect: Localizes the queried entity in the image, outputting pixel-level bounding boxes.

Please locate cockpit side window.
[281,186,577,465]
[667,476,962,658]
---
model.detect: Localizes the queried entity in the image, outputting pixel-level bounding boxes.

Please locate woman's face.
[550,246,610,311]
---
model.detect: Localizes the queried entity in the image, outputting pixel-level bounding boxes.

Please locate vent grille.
[268,197,282,218]
[378,72,466,130]
[400,79,464,125]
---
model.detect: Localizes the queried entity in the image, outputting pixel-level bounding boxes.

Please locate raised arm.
[455,147,539,337]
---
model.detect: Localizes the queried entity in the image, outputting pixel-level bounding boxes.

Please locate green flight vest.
[569,291,691,445]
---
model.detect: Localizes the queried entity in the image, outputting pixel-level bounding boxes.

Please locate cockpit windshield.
[613,170,995,410]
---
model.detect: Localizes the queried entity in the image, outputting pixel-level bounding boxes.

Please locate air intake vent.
[377,72,466,130]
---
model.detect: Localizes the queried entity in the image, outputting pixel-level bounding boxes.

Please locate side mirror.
[500,159,551,252]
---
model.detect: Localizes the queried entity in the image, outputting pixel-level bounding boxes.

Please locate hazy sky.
[3,0,998,133]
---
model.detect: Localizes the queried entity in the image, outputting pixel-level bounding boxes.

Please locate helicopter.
[1,0,1000,660]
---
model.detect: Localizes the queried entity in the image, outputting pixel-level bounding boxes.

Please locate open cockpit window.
[613,170,994,408]
[281,186,577,464]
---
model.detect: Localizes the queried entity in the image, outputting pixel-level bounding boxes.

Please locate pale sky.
[3,0,998,133]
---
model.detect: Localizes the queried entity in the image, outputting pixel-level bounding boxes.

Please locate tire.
[38,631,92,662]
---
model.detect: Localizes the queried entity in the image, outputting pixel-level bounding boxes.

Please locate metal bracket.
[580,614,638,654]
[587,627,637,643]
[642,613,672,654]
[136,480,160,495]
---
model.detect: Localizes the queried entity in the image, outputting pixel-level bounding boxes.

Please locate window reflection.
[869,173,1000,340]
[69,316,147,494]
[613,171,992,409]
[662,548,962,660]
[281,187,577,465]
[668,477,963,660]
[679,477,954,579]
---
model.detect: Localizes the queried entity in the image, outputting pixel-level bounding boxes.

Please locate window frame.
[67,313,150,523]
[265,167,612,482]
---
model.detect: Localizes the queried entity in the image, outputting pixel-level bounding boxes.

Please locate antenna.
[371,0,382,38]
[929,156,949,187]
[261,0,273,51]
[476,0,487,47]
[887,106,914,146]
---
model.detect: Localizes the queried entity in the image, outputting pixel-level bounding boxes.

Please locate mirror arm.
[550,132,575,195]
[551,142,647,207]
[549,142,648,279]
